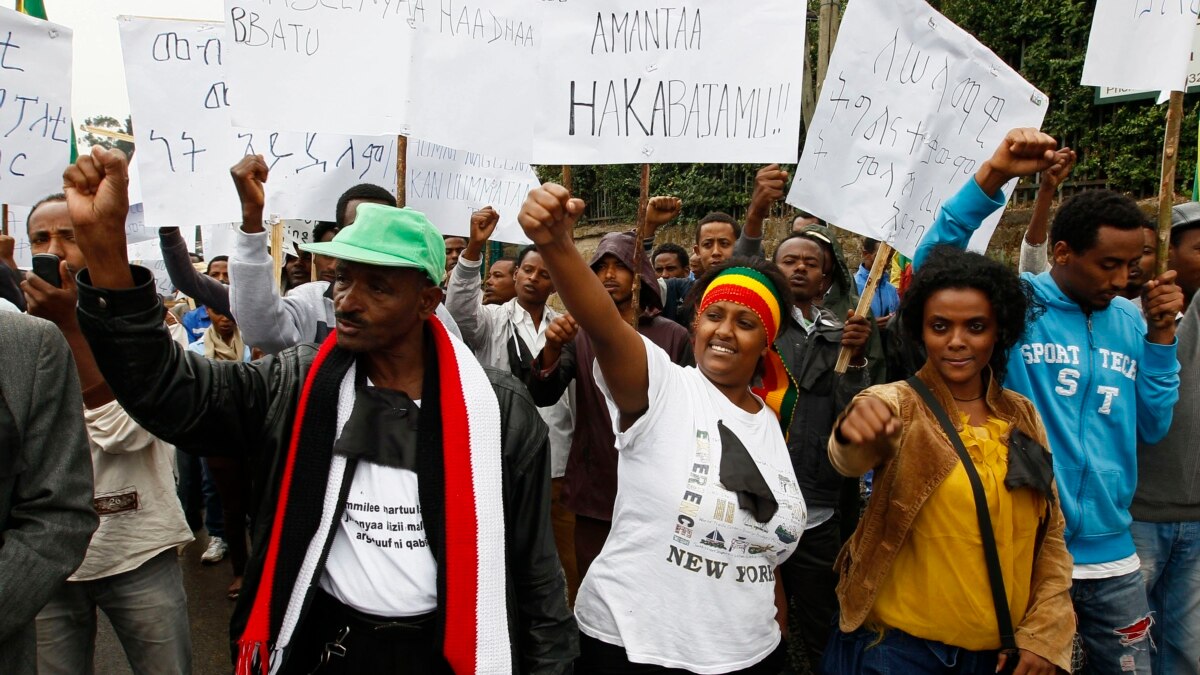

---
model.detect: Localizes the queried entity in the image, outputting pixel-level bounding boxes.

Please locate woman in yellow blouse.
[822,247,1074,675]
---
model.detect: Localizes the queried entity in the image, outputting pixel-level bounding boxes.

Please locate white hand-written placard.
[123,204,157,245]
[222,0,417,135]
[405,0,539,161]
[200,222,239,260]
[119,16,396,227]
[0,8,73,206]
[5,202,151,269]
[532,0,806,164]
[1082,0,1197,92]
[280,219,317,256]
[129,228,198,297]
[406,138,535,245]
[5,204,32,269]
[787,0,1049,258]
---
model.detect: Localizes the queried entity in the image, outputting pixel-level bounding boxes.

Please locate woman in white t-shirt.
[519,185,807,674]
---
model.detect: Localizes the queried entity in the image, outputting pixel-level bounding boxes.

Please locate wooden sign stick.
[629,163,651,328]
[1156,91,1184,276]
[834,242,892,373]
[80,125,134,143]
[2,203,8,237]
[396,135,408,208]
[562,166,573,193]
[270,217,285,293]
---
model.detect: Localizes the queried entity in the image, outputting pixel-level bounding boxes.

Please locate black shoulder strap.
[906,376,1018,654]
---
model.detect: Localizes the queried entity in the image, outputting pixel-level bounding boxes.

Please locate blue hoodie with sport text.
[913,179,1180,566]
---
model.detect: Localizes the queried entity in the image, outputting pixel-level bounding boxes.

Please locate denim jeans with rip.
[1070,570,1154,675]
[1132,520,1200,675]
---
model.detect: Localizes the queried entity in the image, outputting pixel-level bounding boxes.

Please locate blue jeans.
[820,625,1001,675]
[1070,570,1154,675]
[176,450,223,538]
[36,549,192,675]
[199,457,224,539]
[1132,520,1200,675]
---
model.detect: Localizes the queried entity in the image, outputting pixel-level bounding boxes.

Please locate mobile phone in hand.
[32,253,62,288]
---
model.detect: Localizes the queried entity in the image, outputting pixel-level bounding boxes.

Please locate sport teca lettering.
[734,564,775,584]
[665,544,728,579]
[1097,386,1120,415]
[1021,342,1081,366]
[1053,368,1127,415]
[1055,368,1080,396]
[1098,348,1138,380]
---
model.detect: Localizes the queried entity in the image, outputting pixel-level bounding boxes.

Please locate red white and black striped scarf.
[235,319,509,674]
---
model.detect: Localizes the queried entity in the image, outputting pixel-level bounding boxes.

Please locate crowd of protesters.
[0,125,1197,675]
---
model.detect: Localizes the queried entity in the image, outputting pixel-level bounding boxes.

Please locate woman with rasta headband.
[823,246,1074,675]
[519,183,807,674]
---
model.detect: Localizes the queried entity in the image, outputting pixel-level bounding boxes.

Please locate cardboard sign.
[406,138,535,245]
[1083,0,1197,92]
[5,204,32,269]
[0,8,73,206]
[119,16,396,227]
[531,0,807,164]
[222,0,417,135]
[128,227,198,297]
[405,0,539,160]
[787,0,1048,257]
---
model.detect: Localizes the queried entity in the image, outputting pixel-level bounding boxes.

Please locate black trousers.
[280,589,452,675]
[779,514,842,664]
[577,634,787,674]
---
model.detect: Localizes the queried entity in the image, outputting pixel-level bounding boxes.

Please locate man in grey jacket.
[1130,202,1200,674]
[0,312,97,674]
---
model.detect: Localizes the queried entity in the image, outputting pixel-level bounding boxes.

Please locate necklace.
[952,393,985,402]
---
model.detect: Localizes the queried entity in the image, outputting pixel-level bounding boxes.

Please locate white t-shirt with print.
[575,335,807,674]
[319,401,438,617]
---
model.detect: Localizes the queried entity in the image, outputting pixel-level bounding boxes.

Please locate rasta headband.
[699,267,799,437]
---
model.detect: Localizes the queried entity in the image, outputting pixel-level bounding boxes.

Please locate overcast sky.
[43,0,223,128]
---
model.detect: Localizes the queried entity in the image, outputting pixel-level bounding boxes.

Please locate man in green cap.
[63,146,577,674]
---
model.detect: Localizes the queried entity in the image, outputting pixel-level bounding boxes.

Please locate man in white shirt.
[445,207,574,480]
[21,196,193,674]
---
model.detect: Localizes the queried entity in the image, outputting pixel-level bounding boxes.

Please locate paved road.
[95,531,236,675]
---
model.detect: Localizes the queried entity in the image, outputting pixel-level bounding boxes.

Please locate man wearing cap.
[1129,202,1200,674]
[523,231,693,593]
[65,147,576,674]
[226,155,460,355]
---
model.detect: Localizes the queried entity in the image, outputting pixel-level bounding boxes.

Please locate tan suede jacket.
[828,363,1075,672]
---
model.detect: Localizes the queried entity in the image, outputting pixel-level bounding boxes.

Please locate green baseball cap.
[300,203,446,285]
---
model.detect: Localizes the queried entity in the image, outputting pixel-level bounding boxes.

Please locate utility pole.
[815,0,842,99]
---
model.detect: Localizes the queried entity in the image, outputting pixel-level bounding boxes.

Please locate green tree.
[933,0,1198,197]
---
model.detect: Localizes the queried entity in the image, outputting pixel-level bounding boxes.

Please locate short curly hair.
[312,221,339,244]
[694,211,742,243]
[1050,189,1146,254]
[901,246,1040,383]
[334,183,395,227]
[652,242,690,270]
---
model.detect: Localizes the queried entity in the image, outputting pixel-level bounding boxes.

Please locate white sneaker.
[201,536,228,564]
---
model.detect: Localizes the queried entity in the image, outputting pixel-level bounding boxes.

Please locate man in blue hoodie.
[915,128,1183,675]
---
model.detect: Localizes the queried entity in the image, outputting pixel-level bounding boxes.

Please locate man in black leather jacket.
[64,147,577,674]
